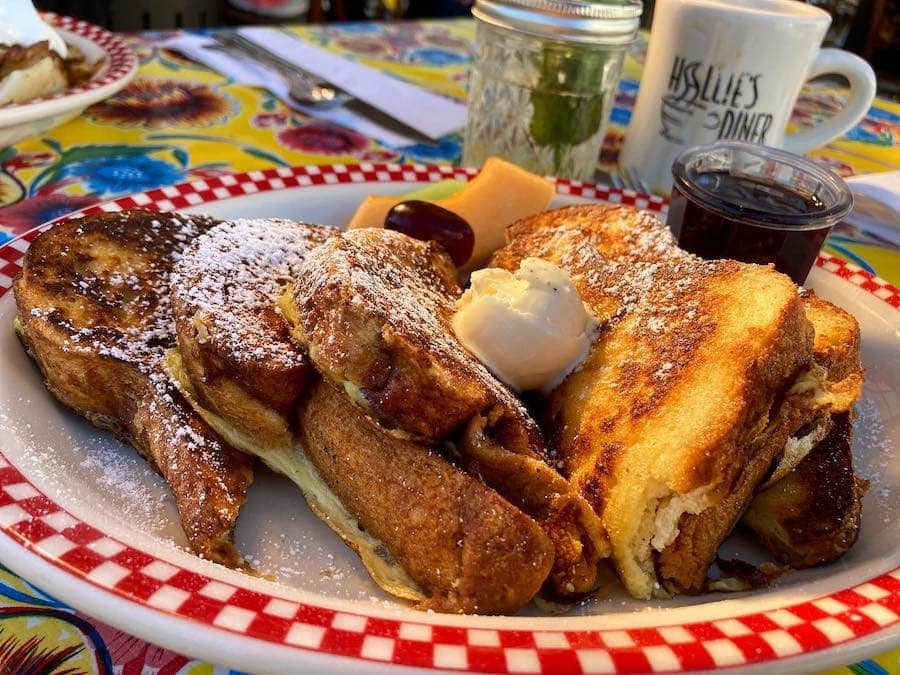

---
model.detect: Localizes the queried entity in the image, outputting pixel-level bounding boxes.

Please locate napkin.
[844,171,900,247]
[160,32,466,148]
[238,27,469,141]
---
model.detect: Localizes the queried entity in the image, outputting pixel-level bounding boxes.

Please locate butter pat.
[453,257,596,391]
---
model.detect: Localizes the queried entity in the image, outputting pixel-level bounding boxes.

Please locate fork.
[210,32,353,110]
[611,165,652,195]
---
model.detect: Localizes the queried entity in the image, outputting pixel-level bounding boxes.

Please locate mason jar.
[463,0,642,181]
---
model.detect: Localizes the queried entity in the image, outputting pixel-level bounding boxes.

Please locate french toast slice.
[285,228,609,598]
[744,414,867,568]
[757,291,864,489]
[13,211,254,567]
[299,379,554,614]
[491,204,822,598]
[167,219,556,612]
[170,218,334,450]
[743,293,867,567]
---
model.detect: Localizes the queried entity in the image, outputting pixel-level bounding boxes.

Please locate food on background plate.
[489,204,865,597]
[12,211,254,568]
[347,156,555,271]
[0,2,103,105]
[0,41,67,105]
[9,163,868,613]
[0,0,68,59]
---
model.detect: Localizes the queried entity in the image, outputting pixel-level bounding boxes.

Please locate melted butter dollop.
[453,257,596,392]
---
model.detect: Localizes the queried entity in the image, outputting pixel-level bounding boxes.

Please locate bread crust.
[744,414,867,567]
[300,380,554,614]
[742,292,866,568]
[13,211,254,567]
[493,204,818,597]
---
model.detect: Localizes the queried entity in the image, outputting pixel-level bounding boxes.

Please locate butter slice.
[453,257,596,392]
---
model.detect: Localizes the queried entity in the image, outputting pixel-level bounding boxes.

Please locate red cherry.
[384,200,475,267]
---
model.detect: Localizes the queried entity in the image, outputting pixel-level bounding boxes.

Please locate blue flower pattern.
[64,155,185,196]
[405,48,470,66]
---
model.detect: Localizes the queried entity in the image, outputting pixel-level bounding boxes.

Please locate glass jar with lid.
[463,0,642,181]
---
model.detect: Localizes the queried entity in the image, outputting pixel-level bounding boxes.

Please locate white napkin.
[160,32,462,148]
[844,171,900,247]
[238,27,469,141]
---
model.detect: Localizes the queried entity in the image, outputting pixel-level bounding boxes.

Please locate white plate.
[0,14,137,148]
[0,164,896,674]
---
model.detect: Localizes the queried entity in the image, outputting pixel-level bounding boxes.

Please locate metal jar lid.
[472,0,643,44]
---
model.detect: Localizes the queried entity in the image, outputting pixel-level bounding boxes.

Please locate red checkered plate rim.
[0,13,137,121]
[0,163,897,674]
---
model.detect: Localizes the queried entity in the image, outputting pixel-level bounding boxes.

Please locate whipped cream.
[452,257,596,392]
[0,0,67,57]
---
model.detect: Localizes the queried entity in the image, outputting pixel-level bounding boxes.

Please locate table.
[0,18,897,674]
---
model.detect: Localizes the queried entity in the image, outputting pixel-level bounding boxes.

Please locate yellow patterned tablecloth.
[0,18,897,674]
[0,21,898,280]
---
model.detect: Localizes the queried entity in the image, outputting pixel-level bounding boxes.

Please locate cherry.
[384,200,475,267]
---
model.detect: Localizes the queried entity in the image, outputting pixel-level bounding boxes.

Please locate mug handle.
[782,48,877,156]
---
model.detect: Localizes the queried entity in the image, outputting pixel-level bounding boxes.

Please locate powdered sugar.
[295,228,546,453]
[172,218,334,368]
[495,207,730,387]
[16,210,251,558]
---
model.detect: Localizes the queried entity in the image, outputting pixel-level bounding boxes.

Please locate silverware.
[612,165,651,194]
[210,32,438,145]
[211,32,352,109]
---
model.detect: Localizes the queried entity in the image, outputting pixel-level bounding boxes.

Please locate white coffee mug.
[618,0,877,195]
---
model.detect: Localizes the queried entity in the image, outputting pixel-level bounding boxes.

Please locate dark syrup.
[667,172,830,284]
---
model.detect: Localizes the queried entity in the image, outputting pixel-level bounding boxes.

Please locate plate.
[0,13,137,148]
[0,164,897,674]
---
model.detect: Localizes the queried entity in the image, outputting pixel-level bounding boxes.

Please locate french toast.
[744,414,867,567]
[170,218,334,450]
[300,379,554,613]
[13,211,254,567]
[285,228,610,598]
[167,218,555,613]
[491,204,825,598]
[743,292,867,567]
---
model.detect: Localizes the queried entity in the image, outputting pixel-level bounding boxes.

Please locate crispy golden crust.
[744,414,867,567]
[493,204,816,598]
[13,210,254,567]
[802,291,864,414]
[171,219,334,449]
[299,380,554,614]
[803,291,861,382]
[741,294,865,568]
[289,228,609,597]
[657,362,820,593]
[290,228,487,440]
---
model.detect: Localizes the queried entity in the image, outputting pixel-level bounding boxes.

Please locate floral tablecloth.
[0,18,897,674]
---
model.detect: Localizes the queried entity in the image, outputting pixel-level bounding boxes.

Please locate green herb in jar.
[530,45,609,151]
[528,1,629,175]
[464,0,640,180]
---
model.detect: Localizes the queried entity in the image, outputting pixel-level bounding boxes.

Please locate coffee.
[618,0,876,196]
